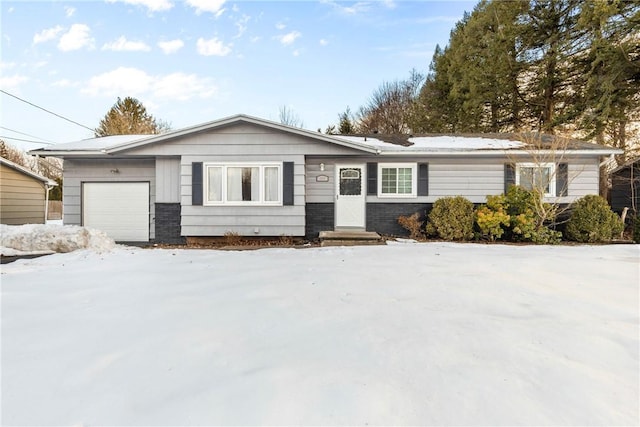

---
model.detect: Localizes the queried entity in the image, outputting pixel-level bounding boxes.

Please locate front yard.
[2,242,638,425]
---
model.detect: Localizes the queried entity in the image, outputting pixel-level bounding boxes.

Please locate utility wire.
[0,126,56,145]
[0,89,95,132]
[0,135,55,145]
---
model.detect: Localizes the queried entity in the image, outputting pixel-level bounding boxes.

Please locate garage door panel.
[83,183,149,241]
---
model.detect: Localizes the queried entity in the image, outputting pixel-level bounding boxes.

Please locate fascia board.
[105,114,378,155]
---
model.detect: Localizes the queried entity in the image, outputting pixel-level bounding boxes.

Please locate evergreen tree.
[338,107,356,134]
[575,0,640,158]
[95,97,170,137]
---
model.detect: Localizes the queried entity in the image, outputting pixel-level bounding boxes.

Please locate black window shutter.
[367,163,377,195]
[556,163,568,196]
[283,162,294,206]
[504,163,516,194]
[418,163,429,196]
[192,162,203,206]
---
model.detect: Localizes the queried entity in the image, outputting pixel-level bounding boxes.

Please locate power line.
[0,135,55,145]
[0,126,56,145]
[0,89,95,132]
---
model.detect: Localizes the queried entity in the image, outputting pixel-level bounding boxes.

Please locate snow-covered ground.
[1,237,639,425]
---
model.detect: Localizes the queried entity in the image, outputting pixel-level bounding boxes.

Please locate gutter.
[376,149,624,157]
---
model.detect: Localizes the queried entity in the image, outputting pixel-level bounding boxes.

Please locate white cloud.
[319,38,328,46]
[153,72,217,100]
[82,67,217,101]
[52,79,78,88]
[83,67,152,97]
[320,0,370,15]
[65,6,76,17]
[102,36,151,52]
[382,0,396,9]
[196,37,231,56]
[277,31,301,46]
[292,49,300,57]
[0,61,16,70]
[234,14,250,38]
[157,39,184,54]
[106,0,173,12]
[33,25,64,44]
[0,74,28,91]
[187,0,225,16]
[275,22,286,30]
[58,24,94,51]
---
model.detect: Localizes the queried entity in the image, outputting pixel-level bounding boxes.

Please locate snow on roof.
[36,134,152,152]
[407,136,525,150]
[332,135,525,152]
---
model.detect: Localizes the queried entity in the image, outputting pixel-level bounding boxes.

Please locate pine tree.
[576,0,640,160]
[95,97,170,137]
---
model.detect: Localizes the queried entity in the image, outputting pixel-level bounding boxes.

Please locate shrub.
[565,195,624,243]
[426,196,474,240]
[397,212,424,240]
[475,186,561,244]
[475,195,510,241]
[633,215,640,243]
[223,231,242,245]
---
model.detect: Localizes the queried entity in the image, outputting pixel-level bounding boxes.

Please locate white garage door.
[83,182,150,241]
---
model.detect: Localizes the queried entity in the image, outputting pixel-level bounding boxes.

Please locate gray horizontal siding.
[122,123,366,157]
[306,156,602,204]
[180,154,306,236]
[62,158,156,239]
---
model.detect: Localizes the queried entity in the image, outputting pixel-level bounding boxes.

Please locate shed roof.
[0,157,57,186]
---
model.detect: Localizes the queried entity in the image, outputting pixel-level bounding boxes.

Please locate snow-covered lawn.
[2,238,639,425]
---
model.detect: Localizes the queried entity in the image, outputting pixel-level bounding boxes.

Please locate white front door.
[335,164,365,229]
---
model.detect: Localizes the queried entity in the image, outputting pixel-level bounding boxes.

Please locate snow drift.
[0,224,115,256]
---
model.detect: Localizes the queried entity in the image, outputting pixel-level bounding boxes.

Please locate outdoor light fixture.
[320,163,325,171]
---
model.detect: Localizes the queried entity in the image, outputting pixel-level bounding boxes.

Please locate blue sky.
[1,0,475,150]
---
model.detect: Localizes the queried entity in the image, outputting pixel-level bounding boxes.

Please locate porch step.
[319,230,385,247]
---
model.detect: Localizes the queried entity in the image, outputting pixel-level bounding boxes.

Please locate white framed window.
[516,163,556,197]
[378,163,417,197]
[204,162,282,205]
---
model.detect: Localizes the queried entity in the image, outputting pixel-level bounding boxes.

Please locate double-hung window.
[205,163,282,205]
[516,163,556,197]
[378,163,417,197]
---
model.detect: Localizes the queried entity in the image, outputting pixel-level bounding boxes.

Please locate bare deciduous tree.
[278,105,304,128]
[357,69,424,134]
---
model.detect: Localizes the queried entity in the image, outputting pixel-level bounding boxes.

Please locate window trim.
[515,162,556,197]
[203,162,283,206]
[377,163,418,198]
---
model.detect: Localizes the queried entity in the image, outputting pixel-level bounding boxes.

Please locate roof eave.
[105,114,378,155]
[377,148,624,156]
[0,157,56,184]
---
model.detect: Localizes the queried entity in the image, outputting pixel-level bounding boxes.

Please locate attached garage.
[82,182,150,241]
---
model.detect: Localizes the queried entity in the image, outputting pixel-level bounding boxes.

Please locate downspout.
[44,182,52,223]
[599,154,615,168]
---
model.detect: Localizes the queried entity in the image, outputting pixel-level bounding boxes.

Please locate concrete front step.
[319,230,385,247]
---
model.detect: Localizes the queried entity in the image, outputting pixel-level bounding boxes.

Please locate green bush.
[426,196,475,240]
[475,186,561,244]
[565,195,624,243]
[633,215,640,243]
